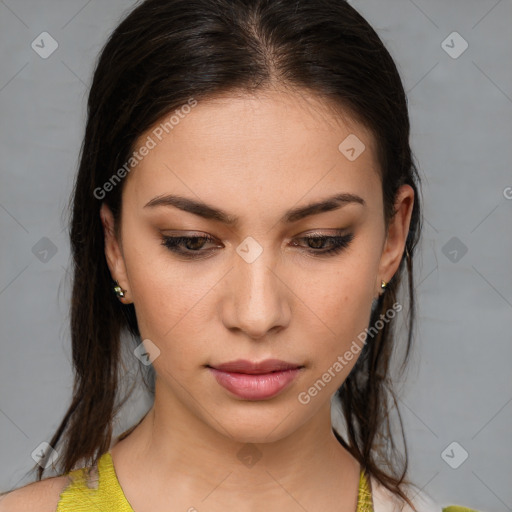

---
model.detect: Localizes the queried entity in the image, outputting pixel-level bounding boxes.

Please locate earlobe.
[99,203,132,303]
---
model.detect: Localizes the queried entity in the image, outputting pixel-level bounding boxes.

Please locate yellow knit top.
[56,451,374,511]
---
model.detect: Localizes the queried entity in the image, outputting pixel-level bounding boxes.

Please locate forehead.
[122,88,380,220]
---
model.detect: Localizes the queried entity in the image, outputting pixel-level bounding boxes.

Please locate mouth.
[206,359,304,400]
[208,358,303,374]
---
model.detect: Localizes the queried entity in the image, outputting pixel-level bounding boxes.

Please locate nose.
[221,245,291,339]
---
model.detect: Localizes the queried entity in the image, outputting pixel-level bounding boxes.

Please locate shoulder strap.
[56,452,134,512]
[357,467,374,511]
[442,507,482,512]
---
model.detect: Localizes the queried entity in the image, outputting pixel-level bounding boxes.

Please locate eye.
[291,232,355,256]
[161,234,218,258]
[160,231,354,259]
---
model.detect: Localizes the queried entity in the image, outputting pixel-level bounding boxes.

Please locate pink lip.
[208,359,303,400]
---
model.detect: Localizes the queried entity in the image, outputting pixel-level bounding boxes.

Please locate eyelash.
[160,232,354,259]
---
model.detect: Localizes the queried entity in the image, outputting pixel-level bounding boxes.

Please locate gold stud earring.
[381,280,388,290]
[113,280,127,299]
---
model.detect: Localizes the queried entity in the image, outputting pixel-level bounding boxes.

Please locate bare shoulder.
[0,475,70,512]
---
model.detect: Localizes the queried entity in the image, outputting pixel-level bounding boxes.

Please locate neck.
[110,381,361,512]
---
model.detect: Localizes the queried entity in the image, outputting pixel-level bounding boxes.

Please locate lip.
[211,359,301,374]
[207,359,304,400]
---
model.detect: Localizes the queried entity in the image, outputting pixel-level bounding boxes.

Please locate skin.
[100,87,414,512]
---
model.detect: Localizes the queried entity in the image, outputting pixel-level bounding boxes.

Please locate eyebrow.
[143,192,365,225]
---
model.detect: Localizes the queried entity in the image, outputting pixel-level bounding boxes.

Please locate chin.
[208,405,307,445]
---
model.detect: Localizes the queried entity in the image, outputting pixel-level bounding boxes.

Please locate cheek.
[121,240,211,366]
[296,261,375,381]
[301,255,375,328]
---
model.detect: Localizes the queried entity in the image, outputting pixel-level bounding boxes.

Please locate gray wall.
[1,1,511,510]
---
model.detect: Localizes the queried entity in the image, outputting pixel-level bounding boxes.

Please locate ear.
[376,184,415,296]
[100,202,132,303]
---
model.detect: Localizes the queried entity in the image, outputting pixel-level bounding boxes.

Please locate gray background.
[1,0,511,510]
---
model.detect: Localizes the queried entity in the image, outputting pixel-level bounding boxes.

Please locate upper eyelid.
[160,231,352,248]
[160,229,349,239]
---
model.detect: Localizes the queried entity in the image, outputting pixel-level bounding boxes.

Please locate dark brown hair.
[29,0,422,508]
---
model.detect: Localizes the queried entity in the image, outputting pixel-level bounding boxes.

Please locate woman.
[0,1,481,510]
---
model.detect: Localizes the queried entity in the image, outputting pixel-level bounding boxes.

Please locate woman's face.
[101,89,413,443]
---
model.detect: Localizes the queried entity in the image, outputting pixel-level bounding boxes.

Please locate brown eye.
[161,232,354,259]
[161,234,219,258]
[292,233,354,256]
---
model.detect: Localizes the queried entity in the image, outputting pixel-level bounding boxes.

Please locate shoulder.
[0,475,70,512]
[370,475,442,512]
